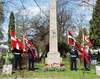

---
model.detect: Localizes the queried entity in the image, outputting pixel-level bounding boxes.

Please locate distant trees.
[89,0,100,47]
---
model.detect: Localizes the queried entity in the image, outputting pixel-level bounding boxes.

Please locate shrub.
[1,51,14,65]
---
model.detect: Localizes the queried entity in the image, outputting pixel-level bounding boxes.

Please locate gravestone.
[2,64,12,74]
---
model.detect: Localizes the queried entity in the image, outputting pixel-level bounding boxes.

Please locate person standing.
[28,46,36,70]
[83,47,91,71]
[70,47,79,71]
[97,49,100,62]
[12,48,22,70]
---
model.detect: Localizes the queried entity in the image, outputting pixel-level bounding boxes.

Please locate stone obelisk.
[46,0,62,67]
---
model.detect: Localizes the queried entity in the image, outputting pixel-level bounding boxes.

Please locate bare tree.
[0,0,4,40]
[15,10,32,37]
[0,0,3,25]
[14,1,73,57]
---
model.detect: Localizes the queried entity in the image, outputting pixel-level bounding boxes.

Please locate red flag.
[17,38,26,51]
[75,43,83,52]
[82,47,90,64]
[67,31,75,46]
[11,37,17,48]
[10,32,27,52]
[10,31,15,37]
[11,37,22,50]
[23,37,33,47]
[16,38,20,50]
[31,47,38,59]
[22,36,27,52]
[75,42,90,64]
[10,32,17,48]
[82,33,93,47]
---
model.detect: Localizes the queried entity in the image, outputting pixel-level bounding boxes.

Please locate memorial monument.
[46,0,62,67]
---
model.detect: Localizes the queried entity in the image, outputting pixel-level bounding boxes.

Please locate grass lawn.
[0,58,100,79]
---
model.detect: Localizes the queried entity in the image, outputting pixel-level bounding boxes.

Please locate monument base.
[46,52,62,67]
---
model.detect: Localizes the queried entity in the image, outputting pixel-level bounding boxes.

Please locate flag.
[23,36,38,57]
[22,36,27,52]
[75,43,83,52]
[67,31,76,46]
[23,37,33,47]
[17,38,26,51]
[75,43,84,60]
[11,37,17,48]
[16,38,20,50]
[10,31,15,37]
[10,32,17,48]
[82,33,93,47]
[32,47,38,59]
[82,47,90,64]
[10,32,20,50]
[10,32,25,51]
[75,42,90,64]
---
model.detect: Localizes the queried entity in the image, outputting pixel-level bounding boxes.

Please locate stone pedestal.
[46,52,62,67]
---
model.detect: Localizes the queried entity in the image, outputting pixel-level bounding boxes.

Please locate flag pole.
[81,1,86,78]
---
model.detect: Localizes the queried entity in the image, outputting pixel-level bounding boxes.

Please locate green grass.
[0,58,100,79]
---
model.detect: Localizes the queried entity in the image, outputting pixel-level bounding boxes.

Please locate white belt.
[14,53,20,55]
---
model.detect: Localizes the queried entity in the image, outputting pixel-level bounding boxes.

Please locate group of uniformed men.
[12,46,37,71]
[70,46,93,71]
[11,44,99,71]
